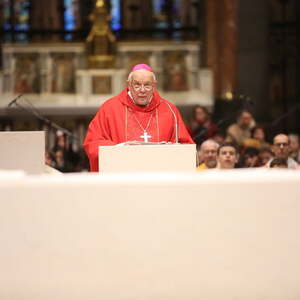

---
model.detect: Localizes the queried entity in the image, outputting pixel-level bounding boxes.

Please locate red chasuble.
[84,88,194,171]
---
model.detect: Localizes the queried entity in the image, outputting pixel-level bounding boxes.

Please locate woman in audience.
[243,125,270,150]
[189,105,218,145]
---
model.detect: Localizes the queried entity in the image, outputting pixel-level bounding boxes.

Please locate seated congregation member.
[226,110,256,146]
[243,125,270,150]
[52,130,80,172]
[217,142,239,169]
[259,147,274,166]
[84,64,194,171]
[266,133,298,169]
[239,147,261,168]
[197,139,219,170]
[270,158,288,169]
[189,105,218,145]
[289,133,300,163]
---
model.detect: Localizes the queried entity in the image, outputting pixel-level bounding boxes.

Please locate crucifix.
[140,131,152,143]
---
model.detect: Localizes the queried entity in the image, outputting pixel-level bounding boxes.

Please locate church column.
[203,0,238,99]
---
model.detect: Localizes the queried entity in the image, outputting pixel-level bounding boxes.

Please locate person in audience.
[54,149,73,172]
[226,110,256,146]
[217,142,239,169]
[240,147,261,168]
[45,151,56,168]
[52,130,80,172]
[83,63,194,171]
[189,105,218,145]
[259,148,274,166]
[243,125,270,150]
[266,133,298,169]
[212,131,226,146]
[288,133,300,163]
[197,139,219,170]
[270,158,288,169]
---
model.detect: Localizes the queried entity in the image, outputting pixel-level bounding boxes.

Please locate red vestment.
[83,88,194,171]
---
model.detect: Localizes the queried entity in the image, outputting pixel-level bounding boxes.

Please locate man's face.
[239,111,253,128]
[218,146,238,169]
[128,70,156,106]
[201,143,218,168]
[272,134,290,159]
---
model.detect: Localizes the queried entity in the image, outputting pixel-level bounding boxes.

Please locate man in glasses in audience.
[266,133,298,169]
[84,63,194,171]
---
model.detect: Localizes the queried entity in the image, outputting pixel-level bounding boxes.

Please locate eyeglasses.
[274,142,289,147]
[131,82,154,91]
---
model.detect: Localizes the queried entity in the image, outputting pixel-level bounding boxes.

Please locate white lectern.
[99,143,196,172]
[0,131,45,174]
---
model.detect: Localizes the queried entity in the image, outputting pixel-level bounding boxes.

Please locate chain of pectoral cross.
[132,112,154,143]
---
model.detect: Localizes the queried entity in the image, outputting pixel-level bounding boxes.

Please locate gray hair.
[200,139,219,152]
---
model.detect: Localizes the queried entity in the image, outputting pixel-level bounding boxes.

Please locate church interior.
[1,1,300,299]
[0,0,299,172]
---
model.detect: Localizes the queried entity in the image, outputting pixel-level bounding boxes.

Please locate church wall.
[237,0,269,121]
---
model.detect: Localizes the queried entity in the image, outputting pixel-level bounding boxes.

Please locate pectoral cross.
[140,131,152,143]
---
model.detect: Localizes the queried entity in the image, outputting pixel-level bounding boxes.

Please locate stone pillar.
[203,0,238,99]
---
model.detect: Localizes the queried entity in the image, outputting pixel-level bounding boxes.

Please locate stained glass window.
[173,0,182,28]
[3,0,30,41]
[14,0,30,41]
[152,0,184,38]
[111,0,121,31]
[64,0,80,40]
[153,0,168,30]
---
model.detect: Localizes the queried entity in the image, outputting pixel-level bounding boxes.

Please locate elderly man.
[267,133,298,169]
[84,63,194,171]
[197,139,219,170]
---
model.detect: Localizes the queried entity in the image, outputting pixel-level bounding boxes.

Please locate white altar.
[1,169,300,300]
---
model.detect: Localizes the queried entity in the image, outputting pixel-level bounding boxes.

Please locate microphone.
[7,94,23,107]
[163,101,179,144]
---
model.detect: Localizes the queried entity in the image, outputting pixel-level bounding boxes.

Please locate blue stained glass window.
[64,0,76,31]
[152,0,168,29]
[15,0,30,31]
[173,0,182,28]
[110,0,121,31]
[3,0,30,41]
[64,0,79,40]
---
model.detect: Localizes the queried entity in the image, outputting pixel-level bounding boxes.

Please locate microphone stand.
[6,95,78,141]
[270,102,300,127]
[212,95,254,130]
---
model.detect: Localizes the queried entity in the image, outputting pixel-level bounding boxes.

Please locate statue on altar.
[86,0,117,68]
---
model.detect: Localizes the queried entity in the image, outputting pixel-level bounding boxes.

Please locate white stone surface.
[0,131,45,174]
[1,169,300,300]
